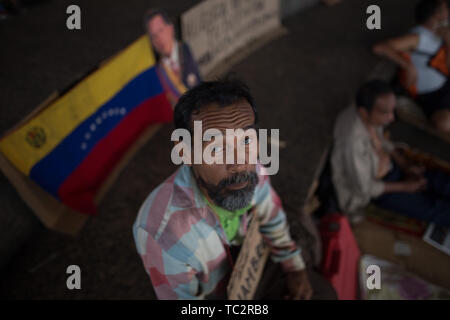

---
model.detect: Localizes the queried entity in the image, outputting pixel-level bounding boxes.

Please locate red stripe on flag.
[58,93,173,214]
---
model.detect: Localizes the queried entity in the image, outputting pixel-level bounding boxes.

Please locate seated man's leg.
[373,191,450,227]
[425,169,450,199]
[374,161,450,227]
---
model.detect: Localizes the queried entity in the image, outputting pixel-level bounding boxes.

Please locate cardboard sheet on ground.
[354,217,450,290]
[359,255,450,300]
[364,204,428,237]
[227,212,270,300]
[354,147,450,290]
[0,36,173,234]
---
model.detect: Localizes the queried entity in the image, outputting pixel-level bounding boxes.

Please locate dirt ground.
[1,0,448,299]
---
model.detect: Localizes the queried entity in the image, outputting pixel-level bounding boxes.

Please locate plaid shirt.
[133,164,305,299]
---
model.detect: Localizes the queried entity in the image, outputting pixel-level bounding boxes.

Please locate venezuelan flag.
[0,35,173,214]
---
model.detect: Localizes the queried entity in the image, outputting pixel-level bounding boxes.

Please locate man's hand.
[402,178,427,193]
[284,270,313,300]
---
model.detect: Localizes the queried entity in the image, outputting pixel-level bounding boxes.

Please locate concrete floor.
[1,0,446,299]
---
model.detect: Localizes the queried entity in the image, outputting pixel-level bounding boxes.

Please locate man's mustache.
[216,171,258,191]
[197,170,259,197]
[195,170,259,211]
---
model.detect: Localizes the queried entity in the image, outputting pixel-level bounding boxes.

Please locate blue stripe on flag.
[30,67,162,197]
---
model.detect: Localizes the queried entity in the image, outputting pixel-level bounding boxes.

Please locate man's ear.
[357,106,370,121]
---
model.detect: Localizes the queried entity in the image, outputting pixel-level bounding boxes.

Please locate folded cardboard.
[353,218,450,290]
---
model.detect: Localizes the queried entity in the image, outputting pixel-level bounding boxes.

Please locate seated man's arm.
[372,34,420,87]
[383,179,425,193]
[134,226,201,300]
[254,171,305,272]
[372,34,419,68]
[347,141,424,196]
[254,170,313,299]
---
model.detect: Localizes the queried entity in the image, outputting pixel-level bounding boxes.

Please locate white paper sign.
[181,0,281,76]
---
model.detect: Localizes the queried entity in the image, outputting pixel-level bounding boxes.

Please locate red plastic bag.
[319,213,361,300]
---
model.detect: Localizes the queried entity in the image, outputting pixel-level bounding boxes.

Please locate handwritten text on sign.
[227,213,270,300]
[181,0,281,76]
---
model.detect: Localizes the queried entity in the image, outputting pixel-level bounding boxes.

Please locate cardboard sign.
[181,0,281,76]
[227,213,270,300]
[353,218,450,290]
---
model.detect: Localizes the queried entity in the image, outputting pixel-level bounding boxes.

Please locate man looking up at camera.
[133,80,335,300]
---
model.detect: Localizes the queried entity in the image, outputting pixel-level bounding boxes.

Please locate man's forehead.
[148,15,166,29]
[374,93,396,111]
[191,100,255,132]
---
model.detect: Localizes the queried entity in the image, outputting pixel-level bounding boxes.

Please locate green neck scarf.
[205,197,251,242]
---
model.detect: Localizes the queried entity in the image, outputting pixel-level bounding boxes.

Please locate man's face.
[147,15,174,57]
[435,2,449,24]
[190,100,259,211]
[368,93,396,127]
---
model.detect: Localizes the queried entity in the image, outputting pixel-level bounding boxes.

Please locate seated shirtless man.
[373,0,450,133]
[331,80,450,227]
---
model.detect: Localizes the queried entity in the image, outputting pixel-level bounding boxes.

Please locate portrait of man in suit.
[145,8,202,105]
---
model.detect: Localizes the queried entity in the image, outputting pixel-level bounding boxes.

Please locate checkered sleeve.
[254,166,306,272]
[134,225,202,300]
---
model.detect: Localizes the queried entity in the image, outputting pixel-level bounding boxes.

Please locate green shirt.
[205,197,251,242]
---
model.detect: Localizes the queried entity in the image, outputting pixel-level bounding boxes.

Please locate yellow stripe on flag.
[0,35,155,175]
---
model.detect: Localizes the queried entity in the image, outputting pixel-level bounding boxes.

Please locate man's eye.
[243,137,252,145]
[212,146,223,153]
